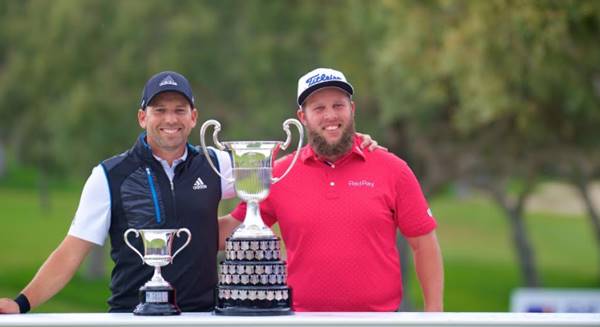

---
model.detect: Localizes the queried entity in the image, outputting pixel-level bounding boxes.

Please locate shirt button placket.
[325,162,338,199]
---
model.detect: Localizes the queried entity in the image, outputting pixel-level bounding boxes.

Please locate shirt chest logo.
[347,179,375,188]
[193,177,207,190]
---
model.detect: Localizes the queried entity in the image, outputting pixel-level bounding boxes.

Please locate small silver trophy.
[124,228,191,315]
[200,118,303,315]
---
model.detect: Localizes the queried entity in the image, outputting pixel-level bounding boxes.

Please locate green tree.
[373,0,600,286]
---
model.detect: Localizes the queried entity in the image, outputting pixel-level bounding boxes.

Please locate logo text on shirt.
[348,180,375,188]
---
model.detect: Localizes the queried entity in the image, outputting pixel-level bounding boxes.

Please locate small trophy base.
[133,285,181,316]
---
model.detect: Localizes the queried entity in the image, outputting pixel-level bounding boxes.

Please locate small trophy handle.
[124,228,145,264]
[272,118,304,184]
[200,119,235,183]
[171,228,192,260]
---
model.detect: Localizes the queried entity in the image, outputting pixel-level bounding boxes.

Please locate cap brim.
[297,81,353,106]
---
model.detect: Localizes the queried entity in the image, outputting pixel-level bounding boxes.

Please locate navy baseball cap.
[297,67,354,106]
[140,71,195,109]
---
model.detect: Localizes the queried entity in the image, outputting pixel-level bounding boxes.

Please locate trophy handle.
[124,228,145,264]
[171,228,192,260]
[200,119,235,183]
[272,118,304,184]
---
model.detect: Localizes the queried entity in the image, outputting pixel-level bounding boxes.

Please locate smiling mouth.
[160,127,182,134]
[323,124,341,131]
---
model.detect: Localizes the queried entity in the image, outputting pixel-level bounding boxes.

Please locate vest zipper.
[145,167,162,224]
[170,176,178,222]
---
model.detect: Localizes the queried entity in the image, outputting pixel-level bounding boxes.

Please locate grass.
[0,187,112,312]
[404,195,599,312]
[0,185,598,312]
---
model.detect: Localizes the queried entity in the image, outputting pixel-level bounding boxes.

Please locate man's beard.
[308,120,355,159]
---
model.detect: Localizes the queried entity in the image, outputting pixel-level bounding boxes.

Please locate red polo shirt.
[230,136,436,311]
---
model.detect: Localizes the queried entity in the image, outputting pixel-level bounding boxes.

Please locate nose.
[322,106,337,120]
[164,110,178,123]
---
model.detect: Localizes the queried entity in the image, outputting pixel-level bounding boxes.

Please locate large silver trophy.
[200,118,303,316]
[124,228,191,315]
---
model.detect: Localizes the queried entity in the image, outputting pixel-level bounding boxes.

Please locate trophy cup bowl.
[200,118,303,316]
[124,228,191,315]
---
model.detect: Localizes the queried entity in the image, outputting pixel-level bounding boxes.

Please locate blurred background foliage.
[0,0,599,312]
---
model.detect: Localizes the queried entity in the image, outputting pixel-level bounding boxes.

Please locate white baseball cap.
[296,67,354,106]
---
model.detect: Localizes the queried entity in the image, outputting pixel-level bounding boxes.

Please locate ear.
[138,109,146,129]
[297,107,307,125]
[190,108,198,127]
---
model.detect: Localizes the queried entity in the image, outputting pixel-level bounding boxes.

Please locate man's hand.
[218,214,242,251]
[356,132,388,152]
[0,298,19,314]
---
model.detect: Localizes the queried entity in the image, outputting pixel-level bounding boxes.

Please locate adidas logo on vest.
[193,177,207,190]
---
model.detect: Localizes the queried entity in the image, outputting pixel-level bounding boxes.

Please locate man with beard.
[218,68,444,312]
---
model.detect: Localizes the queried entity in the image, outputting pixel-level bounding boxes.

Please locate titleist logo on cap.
[304,73,343,87]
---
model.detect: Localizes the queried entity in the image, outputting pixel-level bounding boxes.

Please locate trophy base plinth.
[133,286,180,316]
[217,236,293,315]
[215,280,292,316]
[215,305,293,316]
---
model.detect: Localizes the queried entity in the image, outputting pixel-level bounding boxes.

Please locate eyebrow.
[150,103,188,109]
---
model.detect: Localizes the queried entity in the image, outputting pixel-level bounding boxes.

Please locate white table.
[1,312,599,327]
